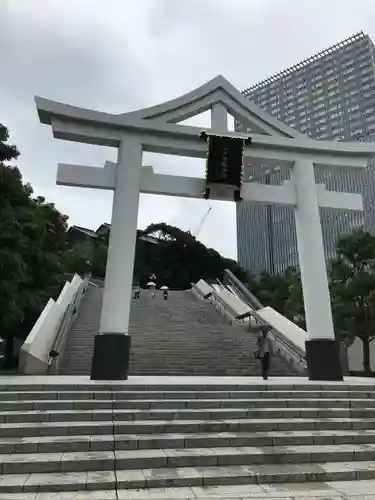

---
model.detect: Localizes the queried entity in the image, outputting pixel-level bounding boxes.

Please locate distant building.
[236,32,375,275]
[68,223,159,245]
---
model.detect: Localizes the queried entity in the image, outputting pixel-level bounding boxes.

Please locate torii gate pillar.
[292,160,341,380]
[90,138,143,380]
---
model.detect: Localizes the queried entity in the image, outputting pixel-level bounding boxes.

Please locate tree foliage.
[0,125,69,367]
[329,229,375,373]
[133,222,248,289]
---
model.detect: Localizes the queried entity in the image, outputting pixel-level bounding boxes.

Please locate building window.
[348,104,360,112]
[314,95,325,103]
[351,128,363,136]
[343,58,355,67]
[362,66,372,75]
[332,127,344,134]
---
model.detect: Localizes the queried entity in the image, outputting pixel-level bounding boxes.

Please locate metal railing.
[221,270,307,372]
[47,275,90,373]
[89,276,105,288]
[192,276,305,371]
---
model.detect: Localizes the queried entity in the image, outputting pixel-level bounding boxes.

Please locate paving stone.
[116,449,167,469]
[261,480,339,496]
[117,486,196,498]
[192,484,273,497]
[23,472,88,493]
[0,494,38,500]
[116,469,147,488]
[86,471,116,490]
[344,496,375,500]
[36,492,117,499]
[332,479,375,494]
[60,451,114,472]
[143,467,203,488]
[0,473,29,492]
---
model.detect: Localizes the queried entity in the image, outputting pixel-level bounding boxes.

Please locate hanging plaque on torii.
[200,131,252,201]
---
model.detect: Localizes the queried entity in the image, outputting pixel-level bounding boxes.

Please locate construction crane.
[191,206,212,238]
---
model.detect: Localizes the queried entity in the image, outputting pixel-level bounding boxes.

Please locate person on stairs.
[248,321,273,380]
[134,284,140,299]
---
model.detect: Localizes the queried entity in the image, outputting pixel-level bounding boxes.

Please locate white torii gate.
[35,75,375,381]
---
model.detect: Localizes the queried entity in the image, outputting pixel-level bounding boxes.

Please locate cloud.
[1,0,375,259]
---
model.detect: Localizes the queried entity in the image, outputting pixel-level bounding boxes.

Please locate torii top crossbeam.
[36,75,375,169]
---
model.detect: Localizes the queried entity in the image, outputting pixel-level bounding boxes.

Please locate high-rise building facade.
[237,32,375,275]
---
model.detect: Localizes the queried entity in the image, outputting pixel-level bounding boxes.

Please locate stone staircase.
[59,286,295,376]
[1,380,375,498]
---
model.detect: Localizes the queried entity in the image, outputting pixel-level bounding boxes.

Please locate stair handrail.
[223,269,263,310]
[89,276,105,288]
[222,270,307,371]
[47,274,90,372]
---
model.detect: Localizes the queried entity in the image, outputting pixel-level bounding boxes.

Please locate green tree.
[134,223,250,289]
[330,229,375,373]
[249,267,304,325]
[65,241,94,277]
[0,124,69,367]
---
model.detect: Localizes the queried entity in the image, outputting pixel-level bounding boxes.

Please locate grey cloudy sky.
[1,0,375,259]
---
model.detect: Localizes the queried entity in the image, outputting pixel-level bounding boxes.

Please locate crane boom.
[194,206,212,238]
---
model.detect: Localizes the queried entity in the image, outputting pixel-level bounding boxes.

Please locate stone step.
[2,406,375,424]
[60,287,296,376]
[2,459,375,493]
[1,429,375,455]
[3,480,375,500]
[1,388,374,400]
[1,443,375,475]
[0,381,372,390]
[0,491,117,500]
[1,416,375,438]
[2,397,373,411]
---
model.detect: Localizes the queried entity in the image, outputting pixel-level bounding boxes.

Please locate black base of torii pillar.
[90,333,131,380]
[305,339,343,381]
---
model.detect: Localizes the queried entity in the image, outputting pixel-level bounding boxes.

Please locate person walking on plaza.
[161,285,169,300]
[146,281,156,298]
[133,284,140,299]
[248,321,273,380]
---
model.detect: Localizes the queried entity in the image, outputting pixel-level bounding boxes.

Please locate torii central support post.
[292,159,342,381]
[90,138,142,380]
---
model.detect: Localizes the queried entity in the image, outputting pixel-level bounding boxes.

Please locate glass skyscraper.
[236,32,375,275]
